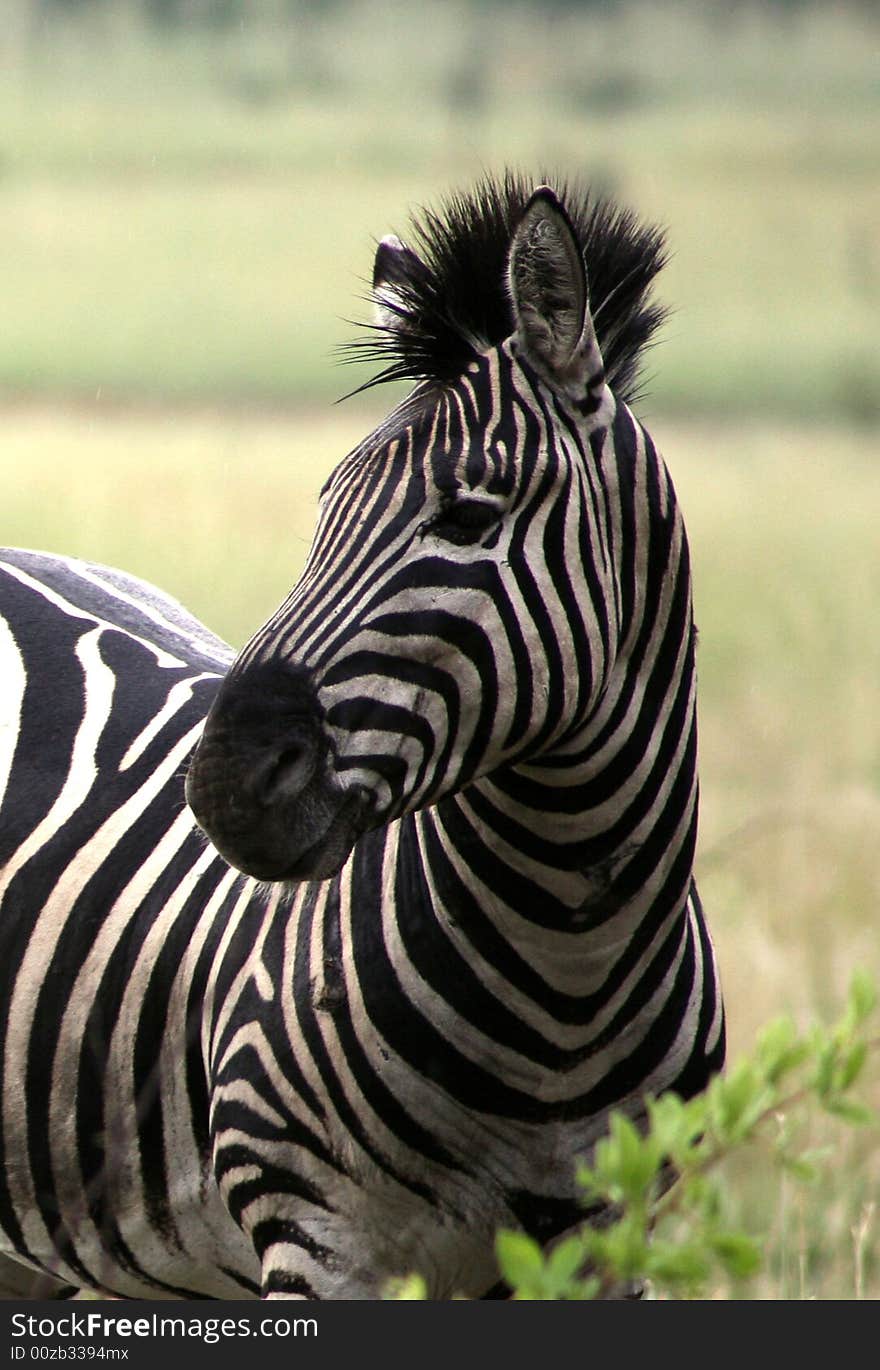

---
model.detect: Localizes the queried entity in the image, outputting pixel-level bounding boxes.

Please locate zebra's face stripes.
[186,190,620,882]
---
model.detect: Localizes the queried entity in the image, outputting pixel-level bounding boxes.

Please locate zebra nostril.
[250,740,318,807]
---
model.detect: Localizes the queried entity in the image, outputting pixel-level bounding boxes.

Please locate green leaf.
[385,1273,427,1300]
[495,1229,545,1289]
[646,1239,711,1291]
[705,1062,773,1145]
[779,1154,820,1183]
[676,1172,723,1223]
[574,1161,605,1203]
[546,1235,587,1285]
[755,1016,812,1084]
[589,1134,619,1196]
[709,1231,762,1279]
[645,1092,686,1151]
[562,1276,601,1301]
[847,970,877,1025]
[812,1038,838,1097]
[605,1111,661,1200]
[837,1041,868,1090]
[822,1098,875,1126]
[598,1214,649,1280]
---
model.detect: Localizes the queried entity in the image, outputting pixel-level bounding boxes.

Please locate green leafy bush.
[388,972,878,1300]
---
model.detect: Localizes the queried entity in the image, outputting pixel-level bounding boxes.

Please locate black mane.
[341,171,669,407]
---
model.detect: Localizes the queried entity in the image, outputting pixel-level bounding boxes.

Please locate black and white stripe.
[0,176,724,1300]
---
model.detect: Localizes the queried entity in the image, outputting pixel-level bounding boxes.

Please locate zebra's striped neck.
[379,401,701,1024]
[405,720,696,1005]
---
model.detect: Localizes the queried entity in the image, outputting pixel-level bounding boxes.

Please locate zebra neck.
[432,761,694,916]
[407,752,696,1002]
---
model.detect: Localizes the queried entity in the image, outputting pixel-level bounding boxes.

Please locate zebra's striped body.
[0,553,260,1296]
[0,178,724,1299]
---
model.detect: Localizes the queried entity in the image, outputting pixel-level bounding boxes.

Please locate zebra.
[0,173,725,1300]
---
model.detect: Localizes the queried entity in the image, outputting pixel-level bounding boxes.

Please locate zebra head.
[186,178,668,882]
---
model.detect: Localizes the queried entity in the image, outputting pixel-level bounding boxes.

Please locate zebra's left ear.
[508,187,605,409]
[372,234,426,331]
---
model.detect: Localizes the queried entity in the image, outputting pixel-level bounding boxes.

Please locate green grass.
[658,420,880,1038]
[0,0,876,416]
[0,402,371,643]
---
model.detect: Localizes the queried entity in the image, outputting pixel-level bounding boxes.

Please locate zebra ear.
[372,234,426,330]
[508,187,605,408]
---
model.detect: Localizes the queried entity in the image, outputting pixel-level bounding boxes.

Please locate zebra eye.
[426,499,500,546]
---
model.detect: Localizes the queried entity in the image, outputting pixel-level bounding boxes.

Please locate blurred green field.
[0,0,878,416]
[0,0,878,1299]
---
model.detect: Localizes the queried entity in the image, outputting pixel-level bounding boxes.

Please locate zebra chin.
[186,771,370,883]
[185,659,377,883]
[185,731,373,883]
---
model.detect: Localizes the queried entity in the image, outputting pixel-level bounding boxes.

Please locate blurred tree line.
[28,0,880,29]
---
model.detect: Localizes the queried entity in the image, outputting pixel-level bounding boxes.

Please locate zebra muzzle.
[184,662,367,883]
[246,734,321,808]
